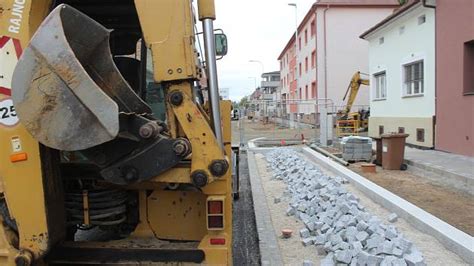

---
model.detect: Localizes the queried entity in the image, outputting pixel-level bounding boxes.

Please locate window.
[311,51,316,69]
[299,88,302,100]
[416,128,425,142]
[305,85,308,100]
[403,61,424,96]
[379,125,384,135]
[379,37,384,45]
[311,82,316,98]
[464,40,474,95]
[299,63,302,76]
[373,72,387,100]
[311,20,316,36]
[305,29,308,44]
[299,37,302,50]
[305,57,308,73]
[398,127,405,134]
[418,15,426,25]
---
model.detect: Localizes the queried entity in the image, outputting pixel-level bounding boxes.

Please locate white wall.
[316,7,395,113]
[366,5,435,118]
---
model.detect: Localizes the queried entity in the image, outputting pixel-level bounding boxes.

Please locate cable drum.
[65,189,128,226]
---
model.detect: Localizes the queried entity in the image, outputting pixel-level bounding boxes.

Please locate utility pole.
[249,60,267,120]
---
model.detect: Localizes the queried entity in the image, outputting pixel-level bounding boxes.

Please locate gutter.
[422,0,436,8]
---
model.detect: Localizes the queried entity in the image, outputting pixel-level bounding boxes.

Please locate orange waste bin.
[381,133,409,170]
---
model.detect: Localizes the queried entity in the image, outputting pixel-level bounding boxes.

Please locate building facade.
[260,71,281,118]
[361,0,436,148]
[435,0,473,157]
[278,0,398,127]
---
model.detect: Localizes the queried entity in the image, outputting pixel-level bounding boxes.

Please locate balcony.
[262,93,274,100]
[261,80,280,88]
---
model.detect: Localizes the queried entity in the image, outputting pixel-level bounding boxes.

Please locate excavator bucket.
[12,4,151,151]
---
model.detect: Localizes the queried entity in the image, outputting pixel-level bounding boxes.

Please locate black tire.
[400,164,408,171]
[233,192,240,200]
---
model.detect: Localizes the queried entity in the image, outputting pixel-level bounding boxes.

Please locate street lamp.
[248,77,257,89]
[249,60,265,90]
[288,3,300,129]
[248,60,265,76]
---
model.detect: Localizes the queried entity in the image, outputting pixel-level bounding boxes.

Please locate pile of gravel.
[266,149,426,266]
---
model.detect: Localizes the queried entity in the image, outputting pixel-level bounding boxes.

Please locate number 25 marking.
[0,106,16,119]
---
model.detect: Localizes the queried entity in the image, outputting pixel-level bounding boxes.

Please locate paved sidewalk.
[405,147,473,179]
[404,147,474,195]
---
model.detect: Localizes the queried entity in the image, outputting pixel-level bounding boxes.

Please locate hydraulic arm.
[341,71,370,118]
[0,0,233,264]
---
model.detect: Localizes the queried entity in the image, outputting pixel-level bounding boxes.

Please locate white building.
[361,1,435,148]
[260,71,281,118]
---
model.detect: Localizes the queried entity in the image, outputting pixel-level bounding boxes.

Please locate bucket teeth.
[12,4,151,151]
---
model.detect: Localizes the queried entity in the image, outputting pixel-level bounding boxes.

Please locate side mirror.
[215,33,228,58]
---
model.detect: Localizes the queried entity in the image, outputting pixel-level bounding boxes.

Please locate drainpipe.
[322,4,330,146]
[422,0,436,147]
[323,5,330,105]
[314,7,319,126]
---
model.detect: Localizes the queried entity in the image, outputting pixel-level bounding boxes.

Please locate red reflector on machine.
[10,153,27,163]
[210,238,226,245]
[208,200,223,214]
[208,216,224,229]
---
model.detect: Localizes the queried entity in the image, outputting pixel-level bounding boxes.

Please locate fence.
[236,99,369,146]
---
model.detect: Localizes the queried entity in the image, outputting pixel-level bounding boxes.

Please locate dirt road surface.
[349,163,474,236]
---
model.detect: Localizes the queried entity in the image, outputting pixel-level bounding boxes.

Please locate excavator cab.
[0,1,234,265]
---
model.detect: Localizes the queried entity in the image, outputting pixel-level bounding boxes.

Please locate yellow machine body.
[337,71,370,136]
[0,0,233,265]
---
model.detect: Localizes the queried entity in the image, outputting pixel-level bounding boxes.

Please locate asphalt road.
[232,151,260,265]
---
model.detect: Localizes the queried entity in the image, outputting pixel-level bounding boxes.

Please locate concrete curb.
[302,147,474,263]
[247,137,266,150]
[247,151,284,266]
[404,158,474,196]
[248,137,305,150]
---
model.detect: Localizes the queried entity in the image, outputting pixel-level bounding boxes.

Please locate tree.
[239,96,249,107]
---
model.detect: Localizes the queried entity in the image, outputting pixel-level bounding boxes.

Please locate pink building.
[278,0,398,126]
[435,0,474,157]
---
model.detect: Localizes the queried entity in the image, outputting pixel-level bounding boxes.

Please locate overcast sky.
[210,0,315,101]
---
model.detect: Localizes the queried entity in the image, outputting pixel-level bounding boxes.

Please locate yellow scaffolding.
[336,119,359,137]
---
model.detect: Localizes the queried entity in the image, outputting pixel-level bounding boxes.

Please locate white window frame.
[373,71,387,100]
[402,60,424,97]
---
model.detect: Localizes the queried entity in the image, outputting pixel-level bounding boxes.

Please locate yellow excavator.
[0,0,235,264]
[336,71,370,136]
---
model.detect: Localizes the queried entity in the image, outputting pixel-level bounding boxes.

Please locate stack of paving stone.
[266,149,426,266]
[341,136,373,162]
